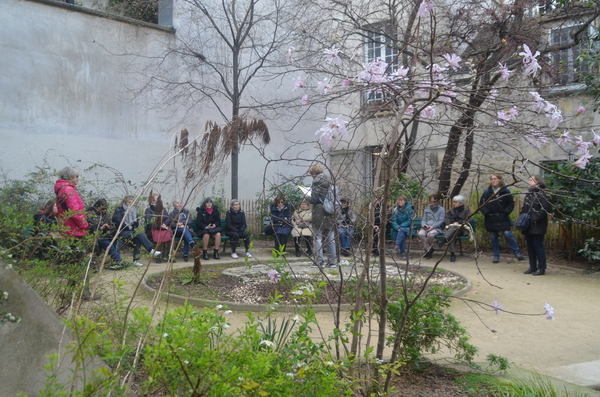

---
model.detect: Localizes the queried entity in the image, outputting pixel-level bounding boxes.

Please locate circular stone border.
[141,263,472,313]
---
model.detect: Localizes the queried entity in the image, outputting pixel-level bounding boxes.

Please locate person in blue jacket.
[390,194,413,260]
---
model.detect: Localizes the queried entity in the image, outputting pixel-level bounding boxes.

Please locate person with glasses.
[305,164,337,267]
[269,195,292,253]
[479,174,524,263]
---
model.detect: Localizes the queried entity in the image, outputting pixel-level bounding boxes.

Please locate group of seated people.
[389,193,471,262]
[265,195,357,258]
[35,186,254,269]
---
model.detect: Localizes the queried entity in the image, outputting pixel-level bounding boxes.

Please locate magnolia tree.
[265,0,600,388]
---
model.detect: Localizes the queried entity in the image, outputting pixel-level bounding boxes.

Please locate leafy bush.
[578,237,600,270]
[386,287,477,366]
[142,304,354,396]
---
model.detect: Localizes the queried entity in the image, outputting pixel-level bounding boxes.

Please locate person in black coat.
[113,196,160,265]
[479,174,524,263]
[225,199,252,259]
[195,198,222,260]
[521,175,552,275]
[269,195,293,253]
[87,198,124,269]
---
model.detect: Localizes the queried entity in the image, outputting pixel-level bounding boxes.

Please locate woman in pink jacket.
[54,167,88,237]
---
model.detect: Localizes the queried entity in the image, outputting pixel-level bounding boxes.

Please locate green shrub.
[386,287,478,366]
[142,304,354,396]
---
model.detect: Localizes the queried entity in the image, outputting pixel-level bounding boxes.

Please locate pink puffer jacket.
[54,179,88,237]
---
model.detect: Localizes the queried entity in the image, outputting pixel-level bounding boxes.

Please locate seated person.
[442,195,471,262]
[336,198,356,257]
[33,200,58,234]
[292,199,313,257]
[418,194,446,259]
[169,200,196,262]
[145,192,173,263]
[87,199,125,269]
[113,195,160,265]
[225,199,252,259]
[195,198,222,260]
[390,195,413,260]
[269,196,292,253]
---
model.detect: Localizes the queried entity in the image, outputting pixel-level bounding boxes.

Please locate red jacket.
[54,179,88,237]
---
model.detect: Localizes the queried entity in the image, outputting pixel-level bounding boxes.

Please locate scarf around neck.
[123,205,137,229]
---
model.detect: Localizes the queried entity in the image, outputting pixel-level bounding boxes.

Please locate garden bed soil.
[146,263,467,305]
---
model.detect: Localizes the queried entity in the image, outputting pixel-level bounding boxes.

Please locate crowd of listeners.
[35,167,551,274]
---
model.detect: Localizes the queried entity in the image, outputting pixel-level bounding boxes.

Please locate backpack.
[322,185,342,215]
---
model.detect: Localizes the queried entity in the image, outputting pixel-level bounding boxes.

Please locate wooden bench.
[390,217,477,255]
[173,219,230,253]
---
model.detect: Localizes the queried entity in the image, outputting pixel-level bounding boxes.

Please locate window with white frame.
[548,24,591,86]
[364,24,398,102]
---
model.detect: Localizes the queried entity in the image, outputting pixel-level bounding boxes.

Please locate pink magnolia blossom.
[268,269,281,284]
[498,63,511,80]
[544,303,555,320]
[341,78,353,87]
[324,45,343,65]
[530,91,544,113]
[527,131,548,148]
[492,301,503,315]
[391,66,410,80]
[496,107,518,125]
[301,94,310,107]
[592,129,600,147]
[286,46,295,63]
[557,130,572,147]
[443,53,462,70]
[357,59,389,84]
[575,136,591,155]
[422,106,436,118]
[439,90,456,103]
[292,76,304,91]
[316,115,348,145]
[543,101,563,130]
[317,79,333,95]
[519,44,542,77]
[405,104,415,115]
[574,153,593,169]
[418,0,434,17]
[488,89,498,102]
[576,105,586,116]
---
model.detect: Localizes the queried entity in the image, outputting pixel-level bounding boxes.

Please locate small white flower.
[340,260,349,266]
[376,358,384,364]
[222,324,230,329]
[286,372,295,377]
[215,304,223,310]
[178,347,186,351]
[2,291,8,300]
[5,264,13,269]
[326,361,334,366]
[292,315,299,322]
[183,360,189,364]
[163,333,169,338]
[238,377,245,381]
[260,340,276,348]
[209,326,218,332]
[223,310,232,315]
